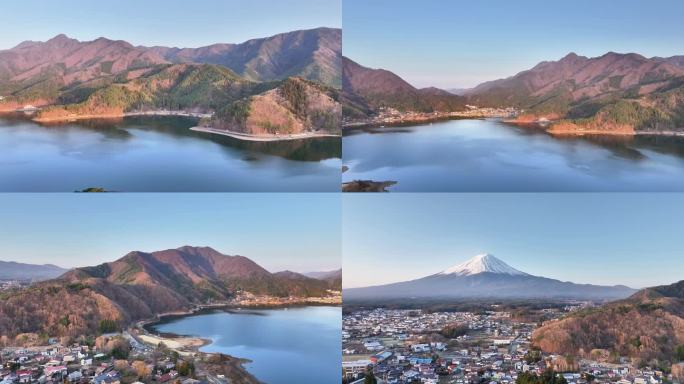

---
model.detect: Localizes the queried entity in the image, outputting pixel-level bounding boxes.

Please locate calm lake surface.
[151,306,341,384]
[0,114,341,191]
[343,118,684,191]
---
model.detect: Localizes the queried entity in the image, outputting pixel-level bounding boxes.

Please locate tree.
[363,368,377,384]
[132,360,151,380]
[177,360,195,377]
[517,370,568,384]
[440,324,468,338]
[676,344,684,362]
[524,349,543,364]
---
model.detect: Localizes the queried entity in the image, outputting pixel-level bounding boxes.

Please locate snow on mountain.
[344,253,636,301]
[438,253,528,276]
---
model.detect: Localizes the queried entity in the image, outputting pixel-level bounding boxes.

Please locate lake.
[151,306,341,384]
[0,114,341,191]
[343,118,684,191]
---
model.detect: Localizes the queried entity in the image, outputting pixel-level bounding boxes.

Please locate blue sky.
[0,0,340,49]
[343,0,684,88]
[0,194,340,273]
[343,194,684,289]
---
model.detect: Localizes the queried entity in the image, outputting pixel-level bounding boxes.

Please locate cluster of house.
[0,280,32,291]
[1,344,106,383]
[230,291,341,306]
[0,340,200,384]
[342,105,519,127]
[342,309,672,384]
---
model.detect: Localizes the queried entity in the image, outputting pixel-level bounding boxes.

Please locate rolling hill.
[0,246,338,344]
[344,254,635,301]
[0,34,167,103]
[0,28,340,101]
[532,280,684,371]
[467,52,684,133]
[0,260,68,281]
[34,63,266,120]
[206,76,341,135]
[304,269,342,289]
[146,27,341,87]
[342,56,466,118]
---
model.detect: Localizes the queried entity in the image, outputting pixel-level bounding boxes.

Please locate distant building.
[343,359,372,379]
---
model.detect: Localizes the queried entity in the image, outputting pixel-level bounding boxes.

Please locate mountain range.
[467,52,684,134]
[0,260,68,281]
[343,254,636,301]
[343,52,684,134]
[0,246,340,344]
[0,28,341,136]
[533,279,684,369]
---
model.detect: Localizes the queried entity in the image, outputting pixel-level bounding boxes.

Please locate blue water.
[342,118,684,192]
[152,306,341,384]
[0,114,341,192]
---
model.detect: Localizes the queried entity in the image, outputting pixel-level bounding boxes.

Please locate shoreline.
[136,300,339,384]
[190,126,340,142]
[345,115,684,138]
[504,118,684,137]
[30,110,212,123]
[547,129,684,137]
[343,115,483,130]
[139,299,341,339]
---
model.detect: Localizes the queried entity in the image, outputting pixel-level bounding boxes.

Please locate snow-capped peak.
[438,254,528,276]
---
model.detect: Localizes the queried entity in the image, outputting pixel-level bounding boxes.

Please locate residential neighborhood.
[342,106,519,128]
[0,332,211,384]
[342,308,677,384]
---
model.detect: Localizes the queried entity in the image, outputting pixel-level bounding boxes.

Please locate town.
[0,291,341,384]
[0,331,217,384]
[342,106,520,129]
[342,307,677,384]
[0,280,32,291]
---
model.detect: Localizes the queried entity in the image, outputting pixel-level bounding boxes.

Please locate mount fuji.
[344,254,636,301]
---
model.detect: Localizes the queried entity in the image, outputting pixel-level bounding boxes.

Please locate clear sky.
[0,0,340,49]
[343,0,684,89]
[0,194,340,273]
[343,194,684,289]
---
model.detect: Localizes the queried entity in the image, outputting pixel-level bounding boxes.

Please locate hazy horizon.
[0,0,341,50]
[344,0,684,89]
[0,245,341,274]
[0,194,341,273]
[343,194,684,290]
